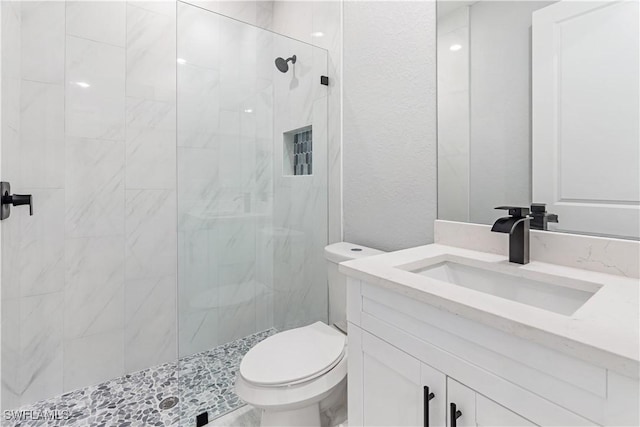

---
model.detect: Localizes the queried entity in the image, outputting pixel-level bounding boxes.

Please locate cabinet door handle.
[423,386,435,427]
[450,402,462,427]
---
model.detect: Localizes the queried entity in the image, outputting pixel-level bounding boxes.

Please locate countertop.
[340,243,640,378]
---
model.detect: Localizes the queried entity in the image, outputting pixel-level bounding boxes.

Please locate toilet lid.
[240,322,346,386]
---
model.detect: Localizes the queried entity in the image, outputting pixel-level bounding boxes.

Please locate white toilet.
[235,242,384,427]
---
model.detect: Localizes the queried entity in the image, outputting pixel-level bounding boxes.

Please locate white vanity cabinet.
[353,328,536,427]
[347,279,640,427]
[359,328,446,426]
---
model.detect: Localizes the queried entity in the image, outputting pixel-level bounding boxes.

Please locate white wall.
[343,1,437,252]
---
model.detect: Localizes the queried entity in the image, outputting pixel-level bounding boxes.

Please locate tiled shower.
[0,0,341,423]
[2,1,181,407]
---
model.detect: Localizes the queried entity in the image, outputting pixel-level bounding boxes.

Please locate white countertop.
[340,243,640,378]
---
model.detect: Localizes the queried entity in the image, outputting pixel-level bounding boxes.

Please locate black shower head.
[275,55,296,73]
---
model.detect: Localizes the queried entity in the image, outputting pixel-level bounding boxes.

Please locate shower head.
[275,55,296,73]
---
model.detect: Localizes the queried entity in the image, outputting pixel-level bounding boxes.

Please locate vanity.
[341,221,639,427]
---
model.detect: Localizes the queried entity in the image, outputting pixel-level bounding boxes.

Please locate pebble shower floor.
[4,329,276,427]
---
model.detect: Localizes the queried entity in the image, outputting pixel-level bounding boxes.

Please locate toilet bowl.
[236,322,347,426]
[235,242,384,427]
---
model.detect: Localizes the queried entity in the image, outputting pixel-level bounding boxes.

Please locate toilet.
[235,242,384,427]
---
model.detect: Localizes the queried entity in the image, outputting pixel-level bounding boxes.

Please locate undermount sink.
[411,261,601,316]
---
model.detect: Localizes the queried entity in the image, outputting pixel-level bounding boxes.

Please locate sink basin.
[412,261,600,315]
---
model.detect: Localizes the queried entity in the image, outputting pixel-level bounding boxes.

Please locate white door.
[361,331,446,427]
[532,1,640,239]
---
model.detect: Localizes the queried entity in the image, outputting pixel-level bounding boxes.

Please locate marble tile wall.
[123,1,177,375]
[271,35,329,331]
[183,0,343,243]
[271,1,342,243]
[1,0,177,409]
[2,1,68,410]
[1,1,23,411]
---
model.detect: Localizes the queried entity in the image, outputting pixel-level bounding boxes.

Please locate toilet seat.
[235,344,348,412]
[240,322,346,387]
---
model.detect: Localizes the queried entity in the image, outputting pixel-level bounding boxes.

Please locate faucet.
[491,206,531,264]
[530,203,558,231]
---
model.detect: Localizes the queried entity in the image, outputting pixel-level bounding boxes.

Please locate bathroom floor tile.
[4,329,276,427]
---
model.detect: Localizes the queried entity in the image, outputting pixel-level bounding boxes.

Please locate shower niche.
[284,126,313,176]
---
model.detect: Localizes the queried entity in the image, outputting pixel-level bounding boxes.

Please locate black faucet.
[491,206,531,264]
[530,203,558,231]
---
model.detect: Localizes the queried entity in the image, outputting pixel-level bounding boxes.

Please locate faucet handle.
[530,203,547,213]
[531,203,559,223]
[495,206,530,218]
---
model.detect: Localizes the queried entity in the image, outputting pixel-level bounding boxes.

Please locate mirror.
[436,0,639,239]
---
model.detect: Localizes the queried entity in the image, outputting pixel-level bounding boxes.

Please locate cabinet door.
[447,379,476,427]
[476,395,538,427]
[362,331,446,426]
[447,378,538,427]
[422,362,447,427]
[362,331,422,426]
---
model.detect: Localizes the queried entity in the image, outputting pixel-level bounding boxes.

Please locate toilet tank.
[324,242,385,328]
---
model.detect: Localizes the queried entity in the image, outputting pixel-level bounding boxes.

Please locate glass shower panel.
[271,35,329,332]
[176,0,329,376]
[176,3,273,359]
